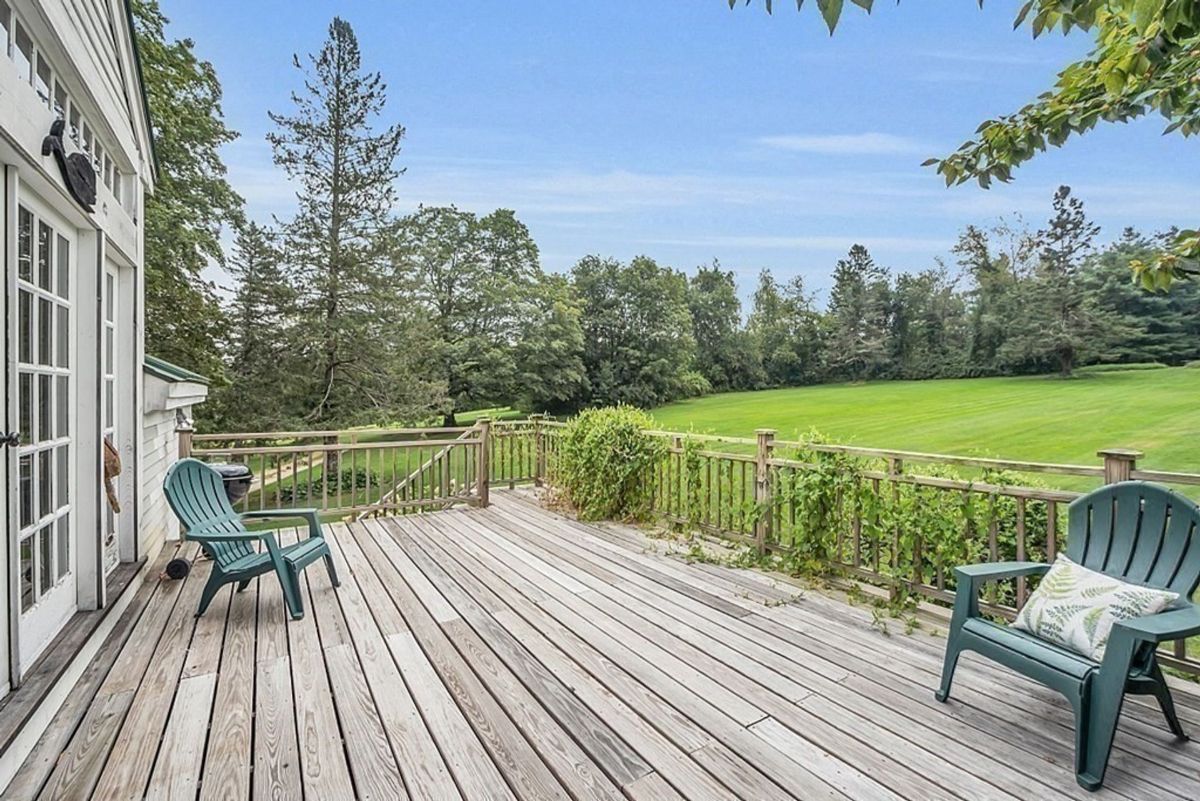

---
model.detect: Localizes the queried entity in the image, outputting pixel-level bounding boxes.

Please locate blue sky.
[165,1,1200,303]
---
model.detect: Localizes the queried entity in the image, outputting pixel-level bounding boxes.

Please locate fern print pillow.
[1012,554,1179,662]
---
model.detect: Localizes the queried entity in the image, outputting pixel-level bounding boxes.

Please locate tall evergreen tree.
[269,18,437,424]
[131,0,242,377]
[1001,187,1126,377]
[209,222,297,430]
[825,245,892,381]
[953,225,1025,375]
[1084,230,1200,366]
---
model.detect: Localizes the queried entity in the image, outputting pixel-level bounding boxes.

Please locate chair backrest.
[1066,481,1200,599]
[164,458,255,568]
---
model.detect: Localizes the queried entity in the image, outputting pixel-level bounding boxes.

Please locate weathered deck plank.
[10,491,1200,801]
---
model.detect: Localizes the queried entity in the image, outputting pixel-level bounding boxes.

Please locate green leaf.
[817,0,843,33]
[1133,0,1164,34]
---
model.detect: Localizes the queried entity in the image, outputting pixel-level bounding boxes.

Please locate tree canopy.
[733,0,1200,287]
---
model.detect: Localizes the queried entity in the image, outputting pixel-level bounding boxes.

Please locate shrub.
[1075,362,1167,374]
[556,405,666,520]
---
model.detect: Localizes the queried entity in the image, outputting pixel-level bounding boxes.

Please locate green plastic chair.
[936,481,1200,790]
[164,458,339,620]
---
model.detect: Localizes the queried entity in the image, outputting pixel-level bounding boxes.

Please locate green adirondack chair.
[936,480,1200,790]
[163,458,339,621]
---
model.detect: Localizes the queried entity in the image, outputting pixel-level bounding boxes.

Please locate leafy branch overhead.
[732,0,1200,287]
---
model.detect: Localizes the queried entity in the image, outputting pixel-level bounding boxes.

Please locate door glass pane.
[19,537,33,611]
[105,273,114,320]
[18,290,31,363]
[56,376,68,437]
[19,454,32,527]
[105,327,113,370]
[38,526,51,595]
[56,515,69,581]
[56,445,69,505]
[56,234,69,298]
[37,373,50,441]
[105,381,114,428]
[38,298,51,365]
[17,207,31,281]
[57,306,68,367]
[37,221,51,290]
[38,449,51,518]
[19,374,31,446]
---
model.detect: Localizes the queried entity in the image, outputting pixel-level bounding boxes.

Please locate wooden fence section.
[190,418,1200,675]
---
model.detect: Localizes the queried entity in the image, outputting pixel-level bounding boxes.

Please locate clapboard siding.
[139,405,183,561]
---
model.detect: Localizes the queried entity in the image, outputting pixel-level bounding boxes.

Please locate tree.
[736,1,1200,286]
[825,245,892,381]
[514,275,589,413]
[1000,187,1126,376]
[889,266,969,379]
[687,262,761,392]
[954,223,1030,374]
[746,270,822,387]
[208,222,298,430]
[394,206,541,422]
[572,255,705,408]
[130,0,242,377]
[1084,229,1200,365]
[269,18,437,425]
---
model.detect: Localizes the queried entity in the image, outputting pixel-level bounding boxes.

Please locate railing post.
[754,429,775,555]
[1099,448,1141,484]
[532,414,546,487]
[176,418,193,459]
[476,418,491,507]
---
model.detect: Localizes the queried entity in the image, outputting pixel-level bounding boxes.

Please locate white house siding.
[1,0,153,725]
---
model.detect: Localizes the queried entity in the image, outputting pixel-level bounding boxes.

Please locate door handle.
[2,432,20,447]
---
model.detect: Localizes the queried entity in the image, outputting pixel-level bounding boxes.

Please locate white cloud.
[754,133,928,156]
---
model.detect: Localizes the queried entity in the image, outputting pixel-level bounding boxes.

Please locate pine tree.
[268,17,437,424]
[210,222,297,430]
[1001,186,1129,377]
[825,245,892,381]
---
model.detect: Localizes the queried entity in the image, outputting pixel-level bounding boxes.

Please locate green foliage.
[269,18,443,427]
[572,256,706,408]
[131,0,242,379]
[556,406,667,521]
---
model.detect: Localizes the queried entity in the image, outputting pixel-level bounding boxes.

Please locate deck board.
[11,490,1200,800]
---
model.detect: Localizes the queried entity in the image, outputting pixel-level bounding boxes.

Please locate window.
[13,20,31,82]
[0,2,11,60]
[94,142,104,176]
[81,124,92,162]
[35,52,50,107]
[68,107,80,146]
[53,81,66,120]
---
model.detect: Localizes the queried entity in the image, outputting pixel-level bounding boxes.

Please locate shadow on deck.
[8,490,1200,800]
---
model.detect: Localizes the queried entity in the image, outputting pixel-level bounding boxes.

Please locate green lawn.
[652,367,1200,479]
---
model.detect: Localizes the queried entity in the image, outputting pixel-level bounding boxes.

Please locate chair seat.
[222,537,328,574]
[963,617,1098,681]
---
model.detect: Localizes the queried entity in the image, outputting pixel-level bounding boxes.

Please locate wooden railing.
[187,417,1199,674]
[633,429,1200,676]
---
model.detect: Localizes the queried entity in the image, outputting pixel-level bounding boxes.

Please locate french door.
[10,197,76,669]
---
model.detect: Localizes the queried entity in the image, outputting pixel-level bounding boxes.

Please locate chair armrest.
[1114,603,1200,645]
[954,561,1050,588]
[185,526,264,544]
[241,508,319,520]
[241,508,324,539]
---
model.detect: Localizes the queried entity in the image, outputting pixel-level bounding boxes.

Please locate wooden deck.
[7,490,1200,801]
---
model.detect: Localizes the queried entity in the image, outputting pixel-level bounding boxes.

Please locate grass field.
[652,366,1200,477]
